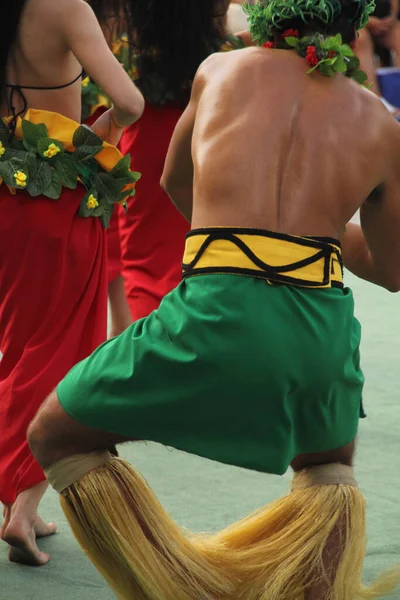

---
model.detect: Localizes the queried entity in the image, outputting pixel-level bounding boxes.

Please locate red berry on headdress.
[305,46,319,67]
[281,29,299,39]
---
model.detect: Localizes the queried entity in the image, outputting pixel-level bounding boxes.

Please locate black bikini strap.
[8,87,27,136]
[5,69,84,134]
[5,69,84,92]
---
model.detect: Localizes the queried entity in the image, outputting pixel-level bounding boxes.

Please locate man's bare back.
[164,47,400,238]
[191,47,400,238]
[163,44,400,290]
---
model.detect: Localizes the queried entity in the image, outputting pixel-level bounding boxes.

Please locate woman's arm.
[62,0,144,130]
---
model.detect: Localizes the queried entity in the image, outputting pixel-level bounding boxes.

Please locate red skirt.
[84,108,122,284]
[0,186,108,504]
[119,103,190,320]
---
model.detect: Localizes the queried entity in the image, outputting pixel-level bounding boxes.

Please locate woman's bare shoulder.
[25,0,95,29]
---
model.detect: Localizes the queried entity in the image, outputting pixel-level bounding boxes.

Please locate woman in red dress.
[92,0,245,322]
[0,0,143,566]
[82,31,133,336]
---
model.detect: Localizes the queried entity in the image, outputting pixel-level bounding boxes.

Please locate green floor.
[1,272,400,600]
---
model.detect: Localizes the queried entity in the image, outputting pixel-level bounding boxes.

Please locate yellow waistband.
[182,228,343,289]
[8,109,122,173]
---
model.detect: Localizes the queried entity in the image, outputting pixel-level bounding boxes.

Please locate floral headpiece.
[243,0,374,84]
[264,30,370,83]
[243,0,375,46]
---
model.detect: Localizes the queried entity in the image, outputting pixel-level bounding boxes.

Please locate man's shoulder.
[197,47,268,85]
[349,85,400,166]
[355,85,400,136]
[201,46,264,68]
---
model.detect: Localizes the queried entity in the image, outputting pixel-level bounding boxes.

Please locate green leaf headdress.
[243,0,375,45]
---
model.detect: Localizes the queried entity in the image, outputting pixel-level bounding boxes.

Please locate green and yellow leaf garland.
[0,118,140,228]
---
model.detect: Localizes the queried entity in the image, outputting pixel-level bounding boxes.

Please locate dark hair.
[246,0,374,46]
[90,0,230,105]
[285,0,367,44]
[277,13,357,45]
[0,0,27,107]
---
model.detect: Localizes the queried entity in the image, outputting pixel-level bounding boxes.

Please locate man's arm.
[342,124,400,292]
[160,69,205,222]
[341,223,393,288]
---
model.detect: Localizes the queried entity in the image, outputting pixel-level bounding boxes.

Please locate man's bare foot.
[34,515,57,538]
[2,515,50,566]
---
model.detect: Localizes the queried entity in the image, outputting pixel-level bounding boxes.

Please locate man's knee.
[28,389,130,469]
[28,389,68,469]
[291,440,355,473]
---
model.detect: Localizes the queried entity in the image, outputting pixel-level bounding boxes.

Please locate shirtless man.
[27,0,400,596]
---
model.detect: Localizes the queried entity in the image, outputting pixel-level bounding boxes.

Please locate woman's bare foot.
[3,514,50,566]
[0,505,11,539]
[1,481,52,566]
[34,515,57,538]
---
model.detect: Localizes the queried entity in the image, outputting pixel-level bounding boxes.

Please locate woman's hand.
[379,13,397,31]
[367,15,395,35]
[91,109,125,147]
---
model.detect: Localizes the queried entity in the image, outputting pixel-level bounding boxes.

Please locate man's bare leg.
[4,390,126,566]
[28,390,130,471]
[108,275,132,339]
[291,441,355,600]
[29,391,358,596]
[1,480,56,566]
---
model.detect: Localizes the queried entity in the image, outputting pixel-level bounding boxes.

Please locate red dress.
[118,103,189,320]
[0,187,108,505]
[85,108,123,284]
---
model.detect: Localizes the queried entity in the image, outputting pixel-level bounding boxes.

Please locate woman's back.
[2,0,143,128]
[2,0,85,121]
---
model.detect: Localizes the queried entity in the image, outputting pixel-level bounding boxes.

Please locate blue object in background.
[377,67,400,109]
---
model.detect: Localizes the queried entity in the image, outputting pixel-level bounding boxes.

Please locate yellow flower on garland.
[82,77,90,88]
[14,171,28,188]
[129,66,139,81]
[0,142,5,157]
[43,143,61,159]
[220,42,233,52]
[86,194,99,209]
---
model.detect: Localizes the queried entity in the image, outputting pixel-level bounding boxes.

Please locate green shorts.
[57,229,364,475]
